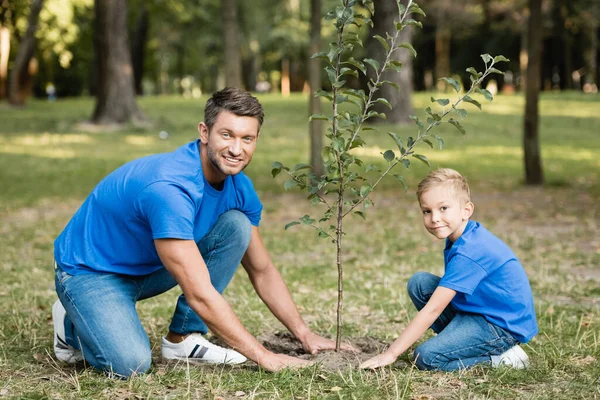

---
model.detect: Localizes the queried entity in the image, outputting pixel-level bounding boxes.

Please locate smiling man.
[52,87,349,377]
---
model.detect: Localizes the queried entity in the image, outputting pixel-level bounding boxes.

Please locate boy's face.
[419,185,474,242]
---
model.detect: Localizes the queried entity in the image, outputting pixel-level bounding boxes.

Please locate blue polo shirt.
[439,220,538,343]
[54,140,262,276]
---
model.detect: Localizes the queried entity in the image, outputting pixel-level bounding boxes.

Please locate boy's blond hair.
[417,168,471,205]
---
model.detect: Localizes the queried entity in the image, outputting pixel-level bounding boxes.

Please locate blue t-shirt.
[439,220,538,343]
[54,140,262,276]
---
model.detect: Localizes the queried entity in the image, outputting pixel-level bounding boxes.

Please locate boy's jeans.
[407,272,518,371]
[54,210,252,377]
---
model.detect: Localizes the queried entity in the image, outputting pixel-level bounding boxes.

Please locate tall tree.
[131,6,149,96]
[221,0,243,88]
[91,0,145,125]
[0,4,10,100]
[523,0,544,185]
[367,0,413,124]
[8,0,44,106]
[308,0,323,176]
[582,0,598,92]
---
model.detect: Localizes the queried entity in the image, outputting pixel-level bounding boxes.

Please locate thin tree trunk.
[281,58,290,97]
[582,3,598,92]
[132,7,148,96]
[367,0,414,124]
[523,0,544,185]
[221,0,243,88]
[0,25,9,100]
[8,0,44,106]
[520,23,528,92]
[309,0,324,177]
[91,0,146,125]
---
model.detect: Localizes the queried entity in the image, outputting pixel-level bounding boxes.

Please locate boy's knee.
[413,343,440,371]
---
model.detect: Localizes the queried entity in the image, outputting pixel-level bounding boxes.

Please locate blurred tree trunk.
[0,25,9,100]
[582,2,598,92]
[523,0,544,185]
[221,0,242,88]
[308,0,323,177]
[367,0,414,124]
[519,23,528,91]
[92,0,146,125]
[8,0,43,106]
[434,0,451,91]
[132,6,148,96]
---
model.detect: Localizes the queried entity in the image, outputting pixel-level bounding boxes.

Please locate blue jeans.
[54,210,252,377]
[407,272,518,371]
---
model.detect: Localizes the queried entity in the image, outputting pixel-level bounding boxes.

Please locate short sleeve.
[439,254,488,295]
[232,174,262,226]
[133,182,198,240]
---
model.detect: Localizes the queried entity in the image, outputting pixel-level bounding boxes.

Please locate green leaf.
[440,77,460,92]
[423,139,434,148]
[317,230,329,239]
[398,42,417,58]
[454,107,468,119]
[393,174,408,191]
[284,180,297,191]
[326,67,337,85]
[385,60,403,73]
[404,19,422,28]
[292,163,312,172]
[402,159,410,169]
[466,67,481,78]
[448,118,466,135]
[463,95,482,110]
[332,137,345,152]
[359,184,372,198]
[373,34,390,52]
[363,58,380,73]
[335,95,349,104]
[412,154,430,167]
[481,54,493,64]
[315,89,333,101]
[353,211,366,220]
[344,58,367,75]
[321,146,333,161]
[309,113,329,121]
[488,67,504,75]
[493,55,510,63]
[430,96,450,106]
[285,221,301,230]
[311,52,330,62]
[383,150,395,162]
[408,3,426,16]
[365,164,380,173]
[387,132,404,153]
[375,98,392,109]
[435,136,445,150]
[476,87,493,102]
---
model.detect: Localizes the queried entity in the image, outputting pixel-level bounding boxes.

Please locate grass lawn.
[0,92,598,399]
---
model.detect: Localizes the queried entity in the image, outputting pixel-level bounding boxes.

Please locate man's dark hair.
[204,87,264,132]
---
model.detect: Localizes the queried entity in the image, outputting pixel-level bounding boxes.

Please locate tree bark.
[92,0,146,125]
[8,0,44,106]
[367,0,414,124]
[0,25,9,100]
[523,0,544,185]
[308,0,324,177]
[131,6,148,96]
[221,0,243,88]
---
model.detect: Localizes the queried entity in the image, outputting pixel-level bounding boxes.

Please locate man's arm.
[359,286,456,369]
[241,226,356,354]
[155,238,312,371]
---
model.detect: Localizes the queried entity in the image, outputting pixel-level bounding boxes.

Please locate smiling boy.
[360,168,537,371]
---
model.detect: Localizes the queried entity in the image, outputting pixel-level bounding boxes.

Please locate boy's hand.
[359,351,397,369]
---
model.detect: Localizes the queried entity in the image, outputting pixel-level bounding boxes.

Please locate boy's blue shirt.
[439,220,538,343]
[54,140,262,276]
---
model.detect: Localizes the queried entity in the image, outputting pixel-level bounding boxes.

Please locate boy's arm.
[360,286,456,369]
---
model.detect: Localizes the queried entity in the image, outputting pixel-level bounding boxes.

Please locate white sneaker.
[52,300,84,364]
[491,345,530,369]
[161,333,247,365]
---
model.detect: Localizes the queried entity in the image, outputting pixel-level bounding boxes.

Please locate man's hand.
[259,352,314,372]
[359,350,398,370]
[300,331,360,355]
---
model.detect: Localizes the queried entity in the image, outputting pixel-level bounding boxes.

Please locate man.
[53,87,351,377]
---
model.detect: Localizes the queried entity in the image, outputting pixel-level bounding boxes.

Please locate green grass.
[0,92,599,399]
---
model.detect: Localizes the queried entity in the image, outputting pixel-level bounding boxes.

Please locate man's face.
[419,185,473,242]
[199,110,259,182]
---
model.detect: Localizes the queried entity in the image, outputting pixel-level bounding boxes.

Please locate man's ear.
[463,201,475,220]
[198,122,209,144]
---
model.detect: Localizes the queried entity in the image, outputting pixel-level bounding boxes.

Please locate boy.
[360,168,537,371]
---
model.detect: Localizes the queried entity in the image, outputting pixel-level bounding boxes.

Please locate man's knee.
[101,349,152,378]
[218,210,252,248]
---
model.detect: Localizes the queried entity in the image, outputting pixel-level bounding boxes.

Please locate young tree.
[8,0,44,106]
[273,0,507,349]
[309,0,324,177]
[91,0,146,125]
[523,0,543,185]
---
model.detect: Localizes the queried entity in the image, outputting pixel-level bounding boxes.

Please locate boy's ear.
[463,201,475,220]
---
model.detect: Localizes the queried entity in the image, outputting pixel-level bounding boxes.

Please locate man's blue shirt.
[54,140,262,276]
[439,220,538,343]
